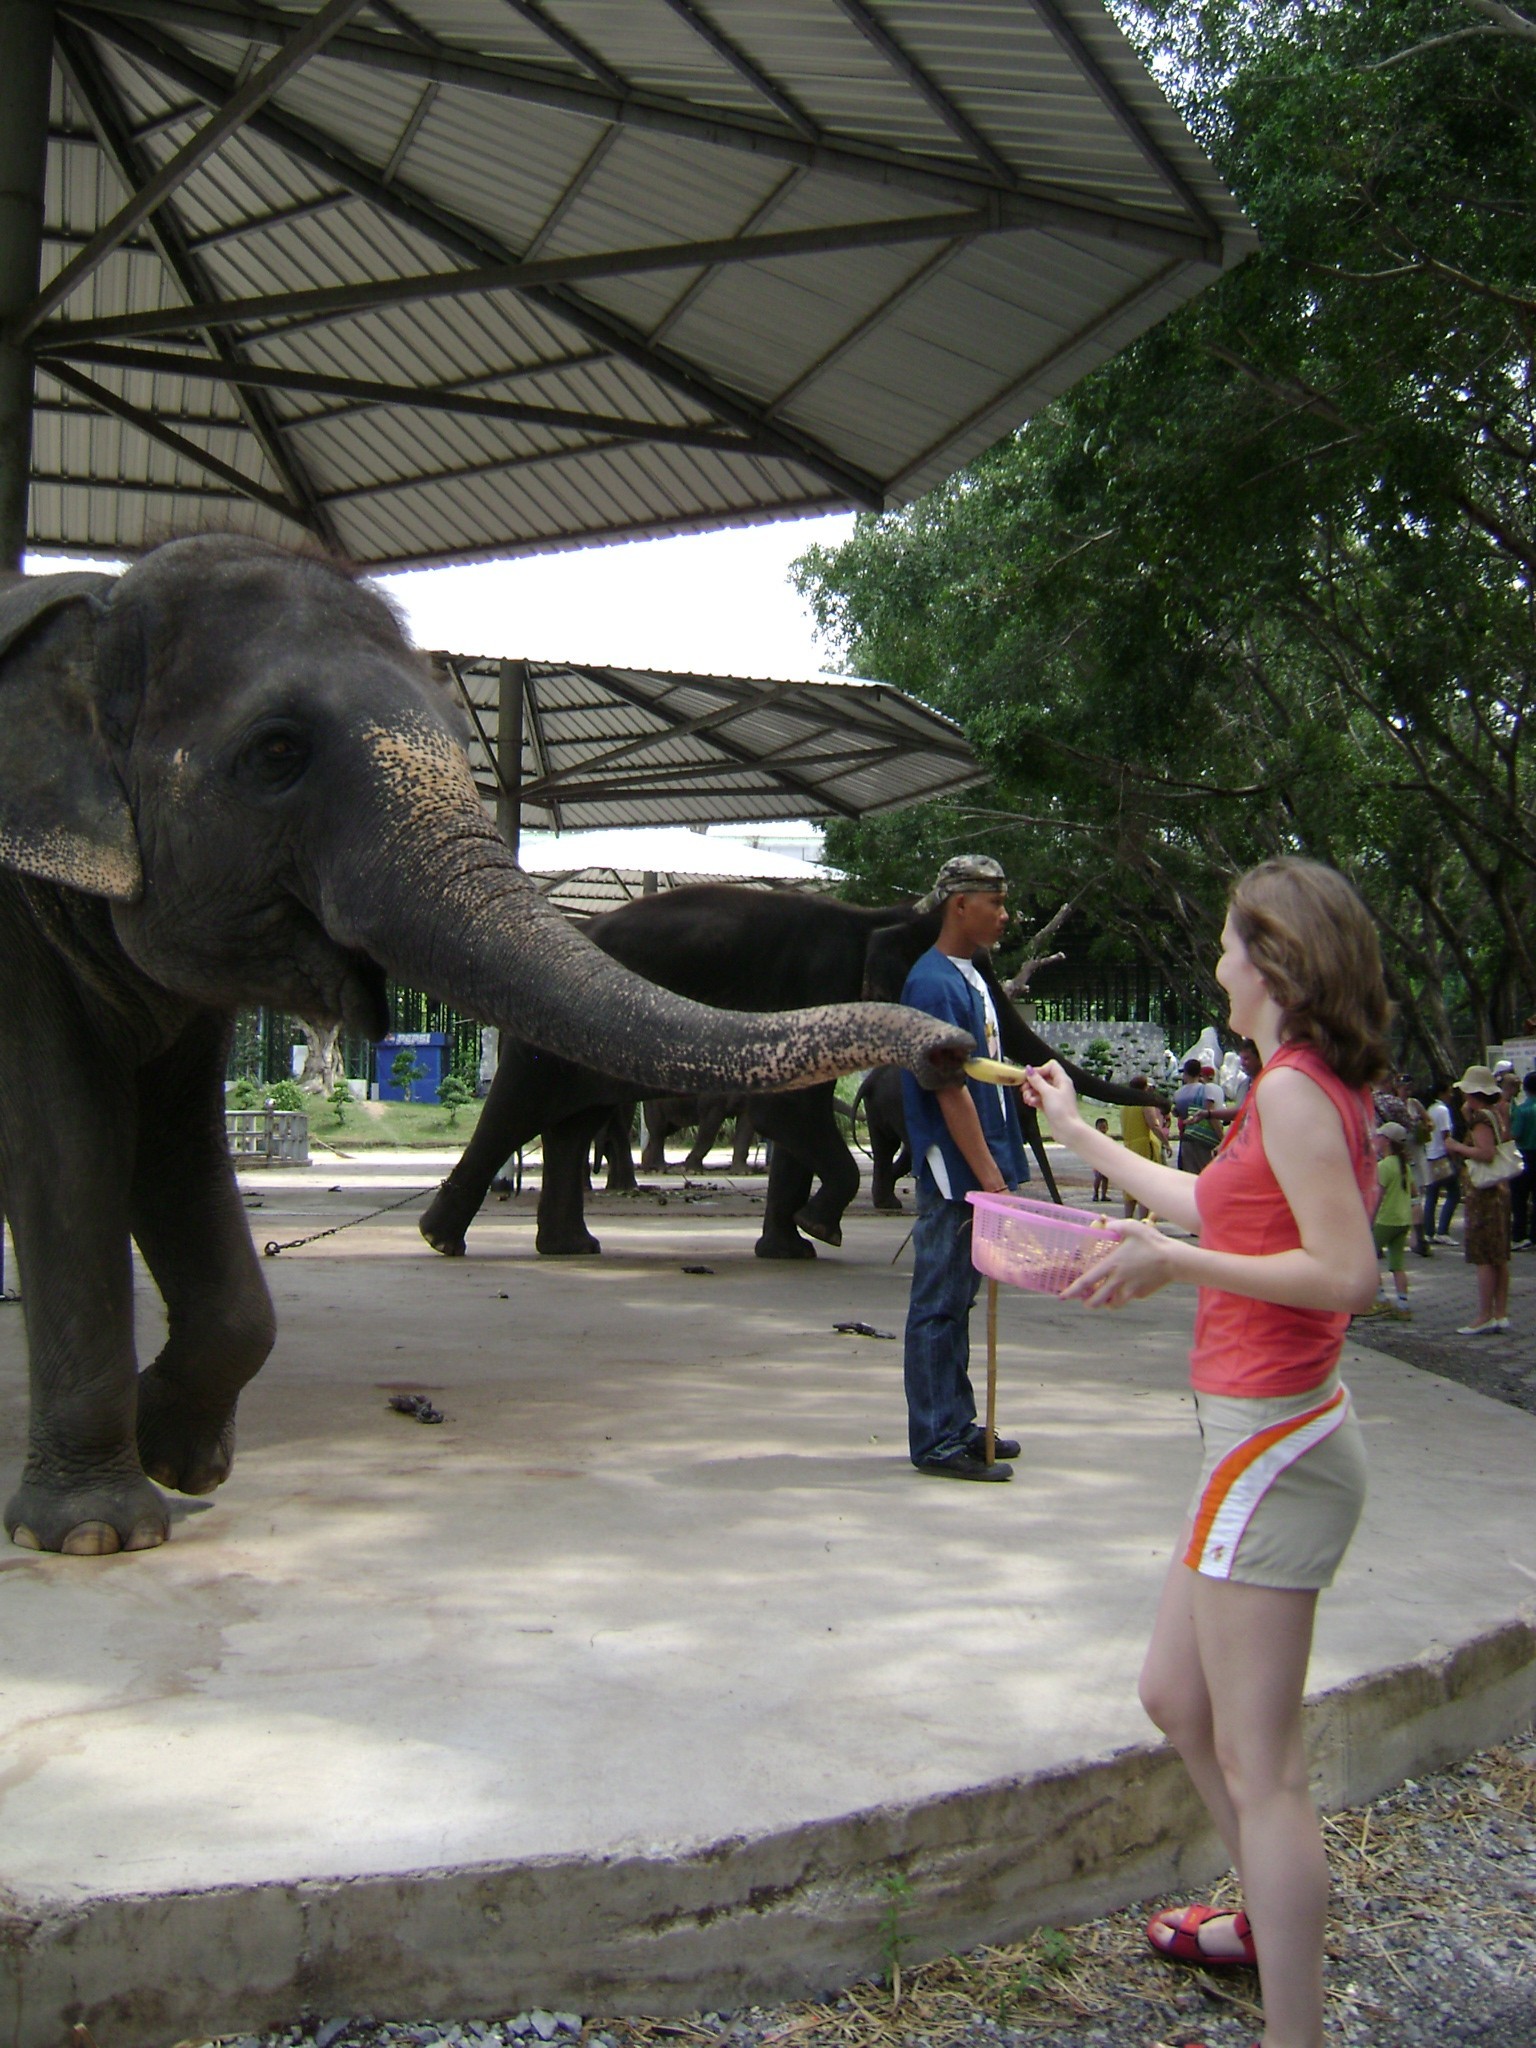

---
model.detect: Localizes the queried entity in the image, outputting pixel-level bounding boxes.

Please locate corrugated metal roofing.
[27,1,1251,565]
[519,824,834,918]
[433,654,984,831]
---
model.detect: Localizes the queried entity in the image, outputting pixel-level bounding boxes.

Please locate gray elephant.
[0,538,971,1557]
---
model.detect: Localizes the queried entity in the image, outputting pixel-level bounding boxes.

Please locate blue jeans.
[903,1182,984,1463]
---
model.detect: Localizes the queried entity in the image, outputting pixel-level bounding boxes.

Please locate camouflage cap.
[916,852,1010,914]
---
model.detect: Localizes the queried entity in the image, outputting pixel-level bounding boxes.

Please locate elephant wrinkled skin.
[0,538,972,1556]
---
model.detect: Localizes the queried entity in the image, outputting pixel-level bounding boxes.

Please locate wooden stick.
[985,1277,999,1464]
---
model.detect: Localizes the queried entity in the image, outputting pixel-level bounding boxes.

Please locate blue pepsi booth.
[375,1031,450,1102]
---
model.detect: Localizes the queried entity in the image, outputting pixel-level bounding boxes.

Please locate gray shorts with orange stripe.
[1183,1370,1367,1591]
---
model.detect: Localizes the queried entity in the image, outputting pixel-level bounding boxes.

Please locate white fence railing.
[225,1109,310,1166]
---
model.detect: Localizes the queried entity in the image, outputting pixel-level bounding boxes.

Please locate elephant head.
[0,538,971,1092]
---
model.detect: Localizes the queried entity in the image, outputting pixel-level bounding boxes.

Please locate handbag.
[1466,1138,1523,1189]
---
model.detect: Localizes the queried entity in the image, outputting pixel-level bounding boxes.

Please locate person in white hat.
[1444,1065,1514,1334]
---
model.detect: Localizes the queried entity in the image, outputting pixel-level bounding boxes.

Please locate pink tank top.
[1190,1041,1376,1398]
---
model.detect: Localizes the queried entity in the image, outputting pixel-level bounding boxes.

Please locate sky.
[29,510,858,683]
[378,511,857,678]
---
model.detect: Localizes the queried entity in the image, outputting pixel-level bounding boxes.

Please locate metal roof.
[519,823,834,918]
[433,651,985,830]
[26,1,1252,565]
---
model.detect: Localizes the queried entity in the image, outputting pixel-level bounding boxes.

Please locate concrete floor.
[0,1155,1533,2047]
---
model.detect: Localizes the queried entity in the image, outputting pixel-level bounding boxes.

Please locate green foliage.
[266,1079,305,1115]
[875,1869,915,2003]
[390,1048,427,1102]
[436,1073,474,1125]
[798,0,1536,1071]
[328,1080,354,1126]
[1082,1038,1117,1080]
[227,1076,262,1111]
[994,1928,1076,2030]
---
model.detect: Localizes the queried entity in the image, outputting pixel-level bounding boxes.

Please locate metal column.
[0,1,53,572]
[496,657,526,858]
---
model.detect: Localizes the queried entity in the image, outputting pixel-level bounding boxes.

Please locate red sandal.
[1145,1902,1257,1968]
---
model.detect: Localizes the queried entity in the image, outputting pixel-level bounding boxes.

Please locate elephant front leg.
[0,1031,167,1554]
[130,1023,276,1500]
[754,1140,818,1259]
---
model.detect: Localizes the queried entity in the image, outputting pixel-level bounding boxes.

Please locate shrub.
[437,1073,474,1125]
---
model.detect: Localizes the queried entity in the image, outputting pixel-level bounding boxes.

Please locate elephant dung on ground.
[0,539,974,1556]
[420,886,1160,1261]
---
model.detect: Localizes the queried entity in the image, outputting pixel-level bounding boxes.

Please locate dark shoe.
[915,1446,1013,1482]
[967,1427,1021,1460]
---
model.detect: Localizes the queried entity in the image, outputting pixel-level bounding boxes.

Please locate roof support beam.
[0,0,54,569]
[42,358,312,524]
[65,12,893,509]
[1025,0,1218,235]
[70,1,1029,207]
[37,341,774,452]
[495,0,630,98]
[36,196,1209,349]
[653,0,819,138]
[19,0,372,338]
[827,0,1014,185]
[52,21,341,544]
[571,667,865,819]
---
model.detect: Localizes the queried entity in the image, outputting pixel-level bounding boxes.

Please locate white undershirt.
[926,956,1004,1199]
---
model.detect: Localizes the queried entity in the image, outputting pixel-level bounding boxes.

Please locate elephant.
[850,1065,911,1212]
[419,886,1158,1262]
[640,1093,756,1175]
[0,538,974,1556]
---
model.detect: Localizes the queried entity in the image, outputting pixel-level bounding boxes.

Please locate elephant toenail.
[61,1521,122,1556]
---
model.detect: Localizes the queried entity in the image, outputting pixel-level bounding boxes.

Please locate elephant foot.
[537,1231,603,1256]
[793,1207,844,1248]
[6,1470,169,1556]
[872,1195,905,1213]
[136,1369,238,1496]
[420,1185,478,1256]
[755,1233,817,1260]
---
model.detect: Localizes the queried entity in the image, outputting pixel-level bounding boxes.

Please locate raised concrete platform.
[1,1158,1532,2048]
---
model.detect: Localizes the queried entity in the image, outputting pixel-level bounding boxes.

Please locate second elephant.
[420,886,1155,1261]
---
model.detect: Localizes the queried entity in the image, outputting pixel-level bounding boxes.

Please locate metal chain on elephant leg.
[262,1182,445,1257]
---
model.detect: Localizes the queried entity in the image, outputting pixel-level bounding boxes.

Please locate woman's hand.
[1019,1059,1083,1135]
[1063,1216,1177,1309]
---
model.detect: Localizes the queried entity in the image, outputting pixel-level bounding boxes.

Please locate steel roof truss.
[24,0,372,338]
[43,358,311,523]
[37,205,1021,347]
[64,11,892,509]
[36,341,774,453]
[495,0,631,99]
[566,666,864,819]
[827,0,1013,185]
[652,0,819,139]
[73,2,1059,213]
[52,21,341,544]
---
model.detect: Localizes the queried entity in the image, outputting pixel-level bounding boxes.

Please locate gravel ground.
[197,1732,1535,2048]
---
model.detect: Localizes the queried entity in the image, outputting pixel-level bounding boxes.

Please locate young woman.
[1022,859,1386,2048]
[1444,1065,1513,1335]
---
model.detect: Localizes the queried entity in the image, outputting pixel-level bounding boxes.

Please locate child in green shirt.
[1373,1120,1414,1315]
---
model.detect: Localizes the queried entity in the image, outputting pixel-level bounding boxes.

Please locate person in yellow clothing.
[1119,1079,1171,1219]
[1371,1121,1414,1317]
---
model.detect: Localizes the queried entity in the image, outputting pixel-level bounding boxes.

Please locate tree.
[799,0,1536,1069]
[390,1049,427,1102]
[436,1073,473,1125]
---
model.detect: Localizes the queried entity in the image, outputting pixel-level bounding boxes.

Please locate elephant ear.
[0,572,142,901]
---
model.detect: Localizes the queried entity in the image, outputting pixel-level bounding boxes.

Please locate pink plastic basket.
[965,1190,1122,1294]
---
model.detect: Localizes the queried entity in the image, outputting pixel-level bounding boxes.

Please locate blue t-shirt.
[898,947,1028,1200]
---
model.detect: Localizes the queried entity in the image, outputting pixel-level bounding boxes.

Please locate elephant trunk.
[322,721,971,1093]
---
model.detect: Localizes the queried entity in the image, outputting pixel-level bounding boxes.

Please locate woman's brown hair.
[1228,859,1391,1089]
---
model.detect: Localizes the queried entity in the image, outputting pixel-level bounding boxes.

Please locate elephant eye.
[238,722,311,792]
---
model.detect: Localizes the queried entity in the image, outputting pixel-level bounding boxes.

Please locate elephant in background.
[420,886,1158,1262]
[0,539,973,1556]
[851,1065,911,1212]
[640,1093,757,1175]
